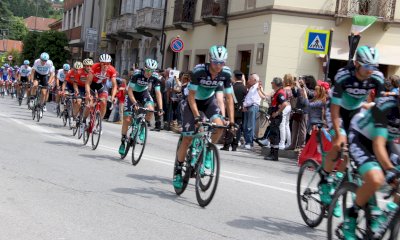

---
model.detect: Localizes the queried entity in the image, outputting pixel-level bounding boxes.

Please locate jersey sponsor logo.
[136,78,149,86]
[37,66,50,72]
[199,79,221,87]
[346,88,369,95]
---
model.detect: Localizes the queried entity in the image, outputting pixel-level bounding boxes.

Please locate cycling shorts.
[20,76,29,83]
[326,99,360,137]
[34,72,49,87]
[181,96,222,134]
[123,90,154,116]
[90,82,108,99]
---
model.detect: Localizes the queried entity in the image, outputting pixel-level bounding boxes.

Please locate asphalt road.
[0,97,328,240]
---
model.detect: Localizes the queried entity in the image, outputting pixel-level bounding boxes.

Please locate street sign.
[170,37,184,53]
[84,28,98,53]
[304,29,330,55]
[7,55,12,61]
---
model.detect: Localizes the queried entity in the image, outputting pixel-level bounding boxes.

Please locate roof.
[49,19,62,31]
[0,39,23,53]
[24,16,58,31]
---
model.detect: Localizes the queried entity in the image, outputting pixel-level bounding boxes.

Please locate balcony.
[136,7,164,37]
[335,0,397,22]
[201,0,227,26]
[106,18,118,37]
[173,0,197,31]
[117,13,139,39]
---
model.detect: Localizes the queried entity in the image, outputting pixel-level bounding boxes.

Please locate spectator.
[162,68,171,129]
[279,74,293,150]
[167,71,182,131]
[221,70,247,151]
[389,75,400,94]
[265,77,287,161]
[286,76,308,151]
[305,84,327,142]
[242,73,261,150]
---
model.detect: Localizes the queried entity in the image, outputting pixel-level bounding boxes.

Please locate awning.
[324,40,400,66]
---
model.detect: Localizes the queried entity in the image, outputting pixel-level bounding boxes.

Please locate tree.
[7,16,28,40]
[23,30,70,69]
[22,31,40,63]
[5,0,54,18]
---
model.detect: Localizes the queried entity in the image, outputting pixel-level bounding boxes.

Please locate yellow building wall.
[274,0,336,12]
[227,15,272,85]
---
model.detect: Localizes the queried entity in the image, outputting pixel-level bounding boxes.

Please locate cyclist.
[342,95,400,239]
[318,46,385,208]
[9,66,19,97]
[172,45,235,189]
[65,62,83,121]
[18,60,32,102]
[0,66,4,94]
[72,58,93,128]
[30,52,55,112]
[3,64,10,95]
[55,64,70,111]
[84,54,118,124]
[118,58,163,155]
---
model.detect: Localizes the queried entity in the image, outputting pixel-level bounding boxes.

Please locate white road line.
[6,114,296,195]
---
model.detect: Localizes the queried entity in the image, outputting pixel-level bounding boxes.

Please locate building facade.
[62,0,106,61]
[163,0,400,91]
[104,0,165,73]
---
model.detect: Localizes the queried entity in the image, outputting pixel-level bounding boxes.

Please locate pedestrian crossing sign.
[304,29,330,54]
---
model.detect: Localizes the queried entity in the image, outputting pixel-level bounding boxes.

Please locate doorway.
[195,54,206,65]
[182,55,190,72]
[239,50,251,80]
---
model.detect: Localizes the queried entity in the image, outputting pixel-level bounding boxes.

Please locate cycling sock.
[348,204,361,218]
[121,134,126,143]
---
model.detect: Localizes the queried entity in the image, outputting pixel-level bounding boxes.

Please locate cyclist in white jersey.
[30,52,55,111]
[17,60,31,100]
[55,64,70,108]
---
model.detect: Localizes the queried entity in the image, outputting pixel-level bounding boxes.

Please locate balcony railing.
[201,0,227,24]
[106,18,118,36]
[336,0,397,21]
[136,7,164,31]
[117,14,137,33]
[173,0,197,29]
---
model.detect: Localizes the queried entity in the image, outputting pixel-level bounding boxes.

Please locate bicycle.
[18,82,29,106]
[9,82,16,99]
[60,93,74,129]
[31,85,46,122]
[296,123,352,228]
[120,107,156,165]
[327,174,400,240]
[72,96,86,139]
[173,121,227,207]
[82,95,102,150]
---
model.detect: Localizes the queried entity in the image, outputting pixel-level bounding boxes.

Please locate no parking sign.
[170,37,184,53]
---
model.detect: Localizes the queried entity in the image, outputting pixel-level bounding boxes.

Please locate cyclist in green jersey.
[173,45,235,189]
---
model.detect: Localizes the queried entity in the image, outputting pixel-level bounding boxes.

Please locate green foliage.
[4,0,54,18]
[0,49,22,66]
[23,30,70,69]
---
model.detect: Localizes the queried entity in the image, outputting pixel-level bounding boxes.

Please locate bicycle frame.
[87,98,102,134]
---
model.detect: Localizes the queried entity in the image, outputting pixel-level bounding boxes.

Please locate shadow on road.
[226,216,325,239]
[111,186,199,208]
[37,122,65,129]
[79,153,123,163]
[126,174,171,185]
[45,140,83,148]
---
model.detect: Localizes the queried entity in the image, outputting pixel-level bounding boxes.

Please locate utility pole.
[34,0,39,31]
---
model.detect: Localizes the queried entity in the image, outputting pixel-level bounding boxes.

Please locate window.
[246,0,256,9]
[182,55,190,72]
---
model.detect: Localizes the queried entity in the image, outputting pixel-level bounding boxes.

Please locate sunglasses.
[211,60,226,65]
[145,69,154,73]
[101,62,111,66]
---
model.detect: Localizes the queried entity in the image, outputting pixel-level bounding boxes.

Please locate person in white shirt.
[30,52,55,111]
[18,60,32,101]
[242,73,261,150]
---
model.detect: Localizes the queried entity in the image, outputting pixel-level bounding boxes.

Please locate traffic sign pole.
[324,29,334,82]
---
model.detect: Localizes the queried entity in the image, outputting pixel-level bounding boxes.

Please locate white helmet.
[99,54,112,63]
[74,61,83,69]
[209,45,228,63]
[145,58,158,70]
[83,58,94,66]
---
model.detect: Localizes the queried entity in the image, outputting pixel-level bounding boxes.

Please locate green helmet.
[209,45,228,62]
[355,46,379,69]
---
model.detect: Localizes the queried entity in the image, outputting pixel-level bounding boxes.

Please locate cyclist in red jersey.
[65,62,83,121]
[85,54,118,122]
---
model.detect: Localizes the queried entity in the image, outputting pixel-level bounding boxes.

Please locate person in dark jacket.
[221,70,247,151]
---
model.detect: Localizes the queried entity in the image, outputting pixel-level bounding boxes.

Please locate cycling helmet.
[14,65,19,69]
[40,52,50,61]
[355,46,379,69]
[4,64,9,68]
[63,63,71,71]
[83,58,94,66]
[99,54,112,63]
[74,61,83,69]
[209,45,228,62]
[23,60,30,65]
[145,58,158,70]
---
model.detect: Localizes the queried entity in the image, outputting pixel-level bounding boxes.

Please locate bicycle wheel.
[296,159,325,228]
[91,111,102,150]
[32,105,36,120]
[195,143,220,207]
[173,136,192,195]
[67,107,72,129]
[327,182,369,240]
[72,118,79,136]
[56,104,60,117]
[62,111,67,126]
[258,112,268,130]
[390,216,400,240]
[131,121,147,166]
[120,127,133,160]
[36,106,41,122]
